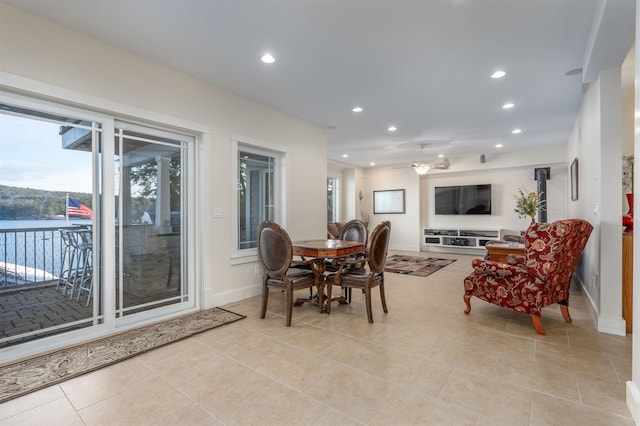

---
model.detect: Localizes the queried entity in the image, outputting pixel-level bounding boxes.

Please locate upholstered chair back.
[257,221,293,278]
[522,219,593,303]
[340,219,368,245]
[368,221,391,274]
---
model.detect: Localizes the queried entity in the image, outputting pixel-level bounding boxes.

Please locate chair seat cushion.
[266,268,314,287]
[340,268,383,287]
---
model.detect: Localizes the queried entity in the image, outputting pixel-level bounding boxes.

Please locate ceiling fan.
[412,144,450,175]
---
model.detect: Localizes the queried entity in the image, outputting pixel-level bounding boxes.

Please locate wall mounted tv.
[434,184,492,215]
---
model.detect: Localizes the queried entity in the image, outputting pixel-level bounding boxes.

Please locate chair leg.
[364,287,373,323]
[260,285,268,319]
[531,315,545,335]
[560,304,572,323]
[285,288,293,327]
[316,282,324,314]
[463,294,472,314]
[379,282,388,313]
[326,282,332,315]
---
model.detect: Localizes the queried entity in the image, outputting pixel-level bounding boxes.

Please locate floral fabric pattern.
[463,219,593,317]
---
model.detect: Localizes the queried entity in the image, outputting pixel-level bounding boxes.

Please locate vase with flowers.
[623,155,634,232]
[513,187,545,225]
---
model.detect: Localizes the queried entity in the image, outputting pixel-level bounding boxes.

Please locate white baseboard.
[204,283,261,309]
[627,381,640,424]
[597,315,627,336]
[389,244,421,252]
[578,277,627,336]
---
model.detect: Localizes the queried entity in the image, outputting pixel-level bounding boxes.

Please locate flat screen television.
[434,184,492,215]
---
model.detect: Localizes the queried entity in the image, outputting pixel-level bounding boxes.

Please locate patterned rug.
[0,307,245,403]
[384,255,455,277]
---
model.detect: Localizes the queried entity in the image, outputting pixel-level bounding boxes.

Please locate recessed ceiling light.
[502,102,515,109]
[491,70,506,79]
[495,144,503,148]
[388,126,397,132]
[352,106,363,113]
[370,162,376,166]
[260,53,275,64]
[438,154,444,158]
[512,128,522,134]
[342,154,349,158]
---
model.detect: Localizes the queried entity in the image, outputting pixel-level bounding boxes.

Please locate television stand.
[423,228,502,251]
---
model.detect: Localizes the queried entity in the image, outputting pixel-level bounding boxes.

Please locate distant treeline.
[0,185,92,220]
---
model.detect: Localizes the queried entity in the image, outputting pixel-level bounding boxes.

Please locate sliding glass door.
[0,92,198,352]
[114,122,194,319]
[0,102,103,347]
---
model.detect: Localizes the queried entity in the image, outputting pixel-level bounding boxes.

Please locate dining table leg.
[293,259,327,313]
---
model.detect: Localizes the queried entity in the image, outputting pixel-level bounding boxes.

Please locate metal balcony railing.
[0,226,88,291]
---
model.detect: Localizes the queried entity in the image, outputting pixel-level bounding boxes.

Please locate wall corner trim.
[626,381,640,424]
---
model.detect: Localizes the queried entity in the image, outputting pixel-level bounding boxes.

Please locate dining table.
[291,239,365,311]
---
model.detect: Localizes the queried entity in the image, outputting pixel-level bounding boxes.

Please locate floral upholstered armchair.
[463,219,593,335]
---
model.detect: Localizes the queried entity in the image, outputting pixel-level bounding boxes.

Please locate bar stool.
[75,229,94,305]
[57,229,76,296]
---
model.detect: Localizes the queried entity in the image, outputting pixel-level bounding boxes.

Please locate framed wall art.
[373,189,405,214]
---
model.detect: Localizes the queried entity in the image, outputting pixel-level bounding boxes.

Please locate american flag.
[67,197,93,219]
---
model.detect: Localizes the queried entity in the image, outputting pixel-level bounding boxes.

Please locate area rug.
[384,255,455,277]
[0,307,245,404]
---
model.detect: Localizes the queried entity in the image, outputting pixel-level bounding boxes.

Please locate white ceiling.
[3,0,610,168]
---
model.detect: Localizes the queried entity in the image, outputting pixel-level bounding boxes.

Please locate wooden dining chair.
[339,219,368,245]
[326,221,391,322]
[257,221,317,326]
[323,218,369,306]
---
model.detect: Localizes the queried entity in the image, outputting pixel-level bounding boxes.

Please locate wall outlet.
[254,265,261,275]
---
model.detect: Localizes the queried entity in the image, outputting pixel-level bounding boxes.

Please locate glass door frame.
[113,121,197,326]
[0,88,201,362]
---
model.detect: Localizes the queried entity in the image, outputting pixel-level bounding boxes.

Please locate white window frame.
[327,175,340,222]
[231,135,288,263]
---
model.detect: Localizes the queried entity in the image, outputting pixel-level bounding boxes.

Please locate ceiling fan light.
[413,163,431,175]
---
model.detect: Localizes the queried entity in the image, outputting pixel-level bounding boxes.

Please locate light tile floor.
[0,251,634,425]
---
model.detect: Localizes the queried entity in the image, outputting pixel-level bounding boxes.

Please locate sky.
[0,113,93,193]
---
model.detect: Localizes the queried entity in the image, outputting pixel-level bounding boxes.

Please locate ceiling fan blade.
[430,158,450,169]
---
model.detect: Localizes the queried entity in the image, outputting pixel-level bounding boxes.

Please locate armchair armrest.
[290,258,316,267]
[506,254,525,266]
[327,254,368,279]
[471,258,520,278]
[290,258,318,271]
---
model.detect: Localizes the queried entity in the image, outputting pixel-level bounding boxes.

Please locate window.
[327,177,338,222]
[237,145,281,251]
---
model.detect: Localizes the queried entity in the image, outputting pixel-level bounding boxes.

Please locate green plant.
[513,188,545,224]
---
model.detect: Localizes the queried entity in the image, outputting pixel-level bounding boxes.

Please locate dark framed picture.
[373,189,405,214]
[570,158,578,201]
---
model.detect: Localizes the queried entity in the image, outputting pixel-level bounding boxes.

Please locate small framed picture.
[373,189,405,214]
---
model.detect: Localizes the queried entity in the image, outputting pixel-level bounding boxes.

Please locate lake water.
[0,219,92,280]
[0,219,92,230]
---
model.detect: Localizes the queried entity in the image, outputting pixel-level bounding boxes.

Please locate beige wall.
[0,4,328,308]
[421,157,568,234]
[567,69,625,336]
